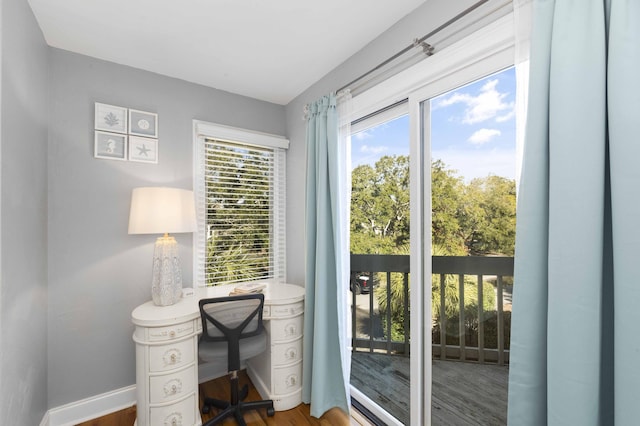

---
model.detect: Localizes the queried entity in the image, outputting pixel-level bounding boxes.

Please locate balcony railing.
[350,254,514,365]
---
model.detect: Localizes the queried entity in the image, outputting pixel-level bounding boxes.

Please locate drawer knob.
[164,379,182,396]
[286,374,298,388]
[165,412,183,426]
[286,348,297,360]
[163,349,182,366]
[285,323,296,336]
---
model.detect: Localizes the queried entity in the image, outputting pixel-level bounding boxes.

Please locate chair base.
[202,371,275,426]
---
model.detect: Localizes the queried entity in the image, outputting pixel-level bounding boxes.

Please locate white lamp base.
[151,235,183,306]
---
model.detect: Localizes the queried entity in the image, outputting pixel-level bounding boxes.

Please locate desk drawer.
[149,365,195,404]
[272,337,303,367]
[148,321,195,342]
[274,361,302,395]
[149,339,195,372]
[269,301,304,318]
[149,393,195,426]
[270,315,303,342]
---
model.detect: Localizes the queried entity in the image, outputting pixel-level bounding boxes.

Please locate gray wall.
[47,49,285,407]
[0,0,49,424]
[284,0,480,285]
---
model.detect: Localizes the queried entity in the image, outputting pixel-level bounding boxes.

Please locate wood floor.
[198,370,351,425]
[75,356,508,426]
[350,352,509,425]
[76,370,359,426]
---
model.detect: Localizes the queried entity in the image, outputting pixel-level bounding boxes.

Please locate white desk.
[132,282,305,426]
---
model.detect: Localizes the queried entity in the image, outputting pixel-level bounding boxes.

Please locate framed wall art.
[95,103,128,134]
[128,136,158,164]
[129,109,158,138]
[94,131,127,160]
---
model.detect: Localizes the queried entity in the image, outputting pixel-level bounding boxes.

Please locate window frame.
[192,120,289,287]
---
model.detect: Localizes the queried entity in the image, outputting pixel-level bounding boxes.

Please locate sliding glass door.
[348,104,411,426]
[419,68,516,425]
[348,15,517,425]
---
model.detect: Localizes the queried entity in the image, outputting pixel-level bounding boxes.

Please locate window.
[193,121,288,286]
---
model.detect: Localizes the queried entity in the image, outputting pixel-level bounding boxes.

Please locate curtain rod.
[336,0,490,94]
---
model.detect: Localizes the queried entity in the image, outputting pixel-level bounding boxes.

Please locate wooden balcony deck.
[350,352,509,425]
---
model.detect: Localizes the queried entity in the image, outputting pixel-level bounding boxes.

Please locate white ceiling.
[28,0,427,105]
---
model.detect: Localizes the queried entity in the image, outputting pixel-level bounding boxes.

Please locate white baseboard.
[41,385,136,426]
[39,411,50,426]
[38,365,228,426]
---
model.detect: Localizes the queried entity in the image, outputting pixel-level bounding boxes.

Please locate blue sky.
[351,66,516,181]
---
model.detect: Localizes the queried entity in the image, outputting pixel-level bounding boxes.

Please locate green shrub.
[432,309,511,350]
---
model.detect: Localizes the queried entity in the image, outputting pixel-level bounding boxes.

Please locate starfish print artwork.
[137,144,151,156]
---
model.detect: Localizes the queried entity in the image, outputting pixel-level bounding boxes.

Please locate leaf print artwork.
[104,112,120,127]
[95,103,127,134]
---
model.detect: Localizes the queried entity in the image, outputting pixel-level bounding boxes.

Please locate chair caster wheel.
[202,405,210,415]
[267,407,275,417]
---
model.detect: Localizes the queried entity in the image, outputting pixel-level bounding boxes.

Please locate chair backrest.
[199,293,265,344]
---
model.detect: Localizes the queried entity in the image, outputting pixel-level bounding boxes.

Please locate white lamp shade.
[128,187,196,235]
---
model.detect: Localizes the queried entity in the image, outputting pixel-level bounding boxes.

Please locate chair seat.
[199,332,267,363]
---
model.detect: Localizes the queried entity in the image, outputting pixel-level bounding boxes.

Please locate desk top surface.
[132,281,305,327]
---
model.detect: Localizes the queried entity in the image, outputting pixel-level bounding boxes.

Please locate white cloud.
[436,78,514,125]
[438,92,471,107]
[360,144,388,154]
[496,106,515,123]
[354,129,374,140]
[468,128,501,145]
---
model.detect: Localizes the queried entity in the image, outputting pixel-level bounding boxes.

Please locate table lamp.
[128,187,196,306]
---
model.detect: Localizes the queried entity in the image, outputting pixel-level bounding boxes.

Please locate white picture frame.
[128,136,158,164]
[94,131,127,161]
[95,103,128,134]
[129,109,158,138]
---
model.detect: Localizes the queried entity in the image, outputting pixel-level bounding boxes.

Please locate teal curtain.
[303,94,350,417]
[508,1,640,424]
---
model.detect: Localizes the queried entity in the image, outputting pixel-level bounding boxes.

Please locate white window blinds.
[193,122,288,286]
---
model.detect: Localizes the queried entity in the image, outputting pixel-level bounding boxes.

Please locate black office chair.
[198,294,275,425]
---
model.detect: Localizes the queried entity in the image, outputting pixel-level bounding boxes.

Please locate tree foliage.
[350,156,516,256]
[350,155,410,254]
[465,175,516,255]
[205,142,272,284]
[431,160,467,255]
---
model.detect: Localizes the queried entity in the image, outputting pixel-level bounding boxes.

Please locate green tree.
[374,155,410,244]
[466,176,516,255]
[375,245,411,342]
[431,160,467,255]
[350,158,516,257]
[350,155,410,254]
[431,162,516,256]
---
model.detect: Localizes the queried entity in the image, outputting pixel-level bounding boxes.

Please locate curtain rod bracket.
[413,38,435,56]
